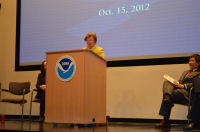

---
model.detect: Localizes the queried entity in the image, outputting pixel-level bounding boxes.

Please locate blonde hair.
[84,32,97,43]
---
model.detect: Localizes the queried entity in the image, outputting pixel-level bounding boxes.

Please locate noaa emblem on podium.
[56,56,76,82]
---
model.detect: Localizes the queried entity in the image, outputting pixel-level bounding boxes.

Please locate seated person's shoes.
[184,122,200,130]
[156,120,171,128]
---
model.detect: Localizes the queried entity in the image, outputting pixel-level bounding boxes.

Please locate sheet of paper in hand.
[163,74,179,84]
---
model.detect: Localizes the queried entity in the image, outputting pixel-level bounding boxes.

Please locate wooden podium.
[45,49,106,124]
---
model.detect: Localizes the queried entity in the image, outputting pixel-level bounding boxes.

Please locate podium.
[45,49,106,124]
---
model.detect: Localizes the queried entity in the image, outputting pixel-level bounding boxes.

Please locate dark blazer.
[193,74,200,93]
[191,72,200,123]
[178,68,200,91]
[35,73,46,99]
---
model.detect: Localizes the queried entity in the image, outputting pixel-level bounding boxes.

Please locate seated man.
[186,73,200,129]
[157,54,200,129]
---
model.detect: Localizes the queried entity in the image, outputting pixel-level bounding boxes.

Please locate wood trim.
[46,49,107,62]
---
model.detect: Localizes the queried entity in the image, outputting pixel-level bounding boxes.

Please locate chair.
[0,82,31,120]
[29,89,40,121]
[187,87,193,123]
[175,87,193,123]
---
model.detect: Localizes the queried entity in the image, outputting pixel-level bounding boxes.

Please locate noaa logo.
[56,56,76,82]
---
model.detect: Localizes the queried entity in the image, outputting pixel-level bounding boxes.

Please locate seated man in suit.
[186,73,200,129]
[157,54,200,129]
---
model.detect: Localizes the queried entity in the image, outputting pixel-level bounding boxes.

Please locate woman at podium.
[35,61,46,121]
[83,32,105,58]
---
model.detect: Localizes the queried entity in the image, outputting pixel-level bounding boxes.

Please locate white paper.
[163,74,179,84]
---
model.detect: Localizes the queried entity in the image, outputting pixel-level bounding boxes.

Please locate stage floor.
[0,120,199,132]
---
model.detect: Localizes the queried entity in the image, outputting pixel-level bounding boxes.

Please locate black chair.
[0,82,31,120]
[29,89,40,121]
[187,87,193,123]
[172,87,193,123]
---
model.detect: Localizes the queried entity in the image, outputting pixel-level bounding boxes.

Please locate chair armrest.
[22,89,30,95]
[190,87,193,90]
[33,89,37,92]
[189,87,193,93]
[30,89,37,92]
[1,89,10,93]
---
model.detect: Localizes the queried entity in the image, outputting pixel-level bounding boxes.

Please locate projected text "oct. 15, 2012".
[98,3,150,16]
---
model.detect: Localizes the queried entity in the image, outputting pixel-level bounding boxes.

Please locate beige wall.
[0,0,188,120]
[0,0,40,116]
[107,64,188,120]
